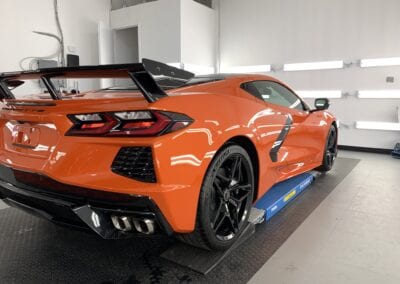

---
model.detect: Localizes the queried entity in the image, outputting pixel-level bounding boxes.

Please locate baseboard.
[338,145,392,154]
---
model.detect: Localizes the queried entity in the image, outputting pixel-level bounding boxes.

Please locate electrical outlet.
[67,45,77,53]
[386,76,395,83]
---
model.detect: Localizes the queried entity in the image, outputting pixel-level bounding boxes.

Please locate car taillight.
[66,110,193,137]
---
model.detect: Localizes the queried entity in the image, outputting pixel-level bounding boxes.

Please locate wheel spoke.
[216,172,230,183]
[212,200,224,227]
[213,180,225,196]
[228,198,238,207]
[237,183,252,191]
[230,189,252,210]
[326,151,332,166]
[328,131,336,150]
[238,189,252,202]
[225,204,238,232]
[231,156,242,181]
[213,213,226,232]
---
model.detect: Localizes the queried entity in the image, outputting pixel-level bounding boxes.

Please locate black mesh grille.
[111,147,156,183]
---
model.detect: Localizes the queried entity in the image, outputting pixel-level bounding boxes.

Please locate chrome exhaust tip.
[111,215,133,232]
[132,218,155,235]
[111,215,156,234]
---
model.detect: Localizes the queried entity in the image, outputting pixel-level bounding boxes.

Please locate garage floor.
[250,151,400,284]
[0,151,396,283]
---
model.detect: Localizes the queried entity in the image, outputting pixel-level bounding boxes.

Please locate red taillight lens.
[81,123,106,129]
[66,110,193,137]
[66,113,118,136]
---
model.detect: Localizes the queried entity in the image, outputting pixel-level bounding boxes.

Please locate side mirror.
[314,98,330,111]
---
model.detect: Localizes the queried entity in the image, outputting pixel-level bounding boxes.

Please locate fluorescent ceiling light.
[221,65,271,73]
[358,90,400,99]
[167,62,182,68]
[356,121,400,131]
[296,90,342,99]
[284,60,344,71]
[167,62,214,75]
[360,57,400,68]
[183,63,215,75]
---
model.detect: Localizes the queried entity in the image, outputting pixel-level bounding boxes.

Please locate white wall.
[114,27,139,64]
[181,0,217,68]
[110,0,181,63]
[219,0,400,149]
[110,0,217,71]
[0,0,111,72]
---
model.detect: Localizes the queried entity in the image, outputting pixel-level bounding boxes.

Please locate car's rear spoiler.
[0,59,195,103]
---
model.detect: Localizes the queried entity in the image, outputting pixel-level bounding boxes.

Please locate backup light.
[357,90,400,99]
[284,61,344,71]
[114,111,153,120]
[355,121,400,131]
[296,90,342,99]
[360,57,400,68]
[220,65,271,73]
[75,114,102,122]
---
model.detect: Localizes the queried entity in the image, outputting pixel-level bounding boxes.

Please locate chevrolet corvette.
[0,59,337,250]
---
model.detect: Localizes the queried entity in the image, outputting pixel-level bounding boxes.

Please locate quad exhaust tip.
[111,215,155,235]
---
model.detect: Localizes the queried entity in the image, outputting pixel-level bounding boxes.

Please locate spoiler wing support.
[0,59,195,103]
[0,80,15,99]
[41,76,62,100]
[129,71,167,103]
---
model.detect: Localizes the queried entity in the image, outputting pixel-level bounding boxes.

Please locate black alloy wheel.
[317,125,337,172]
[178,144,255,250]
[211,153,253,241]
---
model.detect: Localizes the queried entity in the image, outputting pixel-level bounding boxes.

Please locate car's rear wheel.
[179,144,255,250]
[317,125,337,172]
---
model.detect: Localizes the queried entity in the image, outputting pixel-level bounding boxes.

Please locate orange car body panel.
[0,74,336,232]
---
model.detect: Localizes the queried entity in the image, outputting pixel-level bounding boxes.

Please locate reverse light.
[114,111,153,120]
[66,110,193,137]
[75,113,103,121]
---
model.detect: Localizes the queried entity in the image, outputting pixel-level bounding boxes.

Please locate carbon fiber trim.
[269,115,293,162]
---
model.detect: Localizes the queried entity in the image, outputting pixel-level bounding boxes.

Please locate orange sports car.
[0,59,337,250]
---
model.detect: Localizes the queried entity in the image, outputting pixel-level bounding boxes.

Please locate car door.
[242,80,318,175]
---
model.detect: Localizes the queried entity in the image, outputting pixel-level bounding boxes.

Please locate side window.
[242,81,305,111]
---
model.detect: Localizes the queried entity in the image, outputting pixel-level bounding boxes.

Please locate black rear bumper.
[0,164,173,238]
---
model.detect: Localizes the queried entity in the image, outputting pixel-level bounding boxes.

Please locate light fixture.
[284,60,344,71]
[357,90,400,99]
[360,57,400,68]
[296,90,342,99]
[182,63,215,75]
[167,62,182,68]
[167,63,215,75]
[355,121,400,131]
[220,65,271,73]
